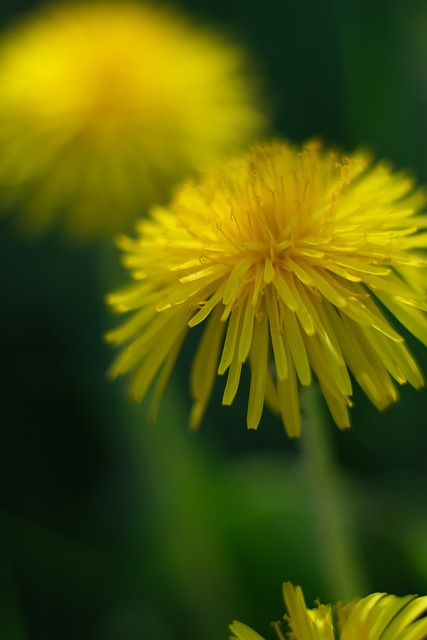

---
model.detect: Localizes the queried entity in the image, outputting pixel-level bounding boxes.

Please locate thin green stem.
[126,384,243,640]
[299,385,367,601]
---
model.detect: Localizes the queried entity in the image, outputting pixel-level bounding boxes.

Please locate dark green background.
[1,0,427,638]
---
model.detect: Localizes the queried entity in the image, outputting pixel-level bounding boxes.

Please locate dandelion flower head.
[106,141,427,436]
[0,1,266,240]
[229,582,427,640]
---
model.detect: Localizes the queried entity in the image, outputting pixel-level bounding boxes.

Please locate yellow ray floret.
[229,582,427,640]
[106,140,427,436]
[0,1,266,240]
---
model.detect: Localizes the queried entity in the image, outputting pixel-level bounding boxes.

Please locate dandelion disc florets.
[229,582,427,640]
[0,2,266,240]
[107,140,427,437]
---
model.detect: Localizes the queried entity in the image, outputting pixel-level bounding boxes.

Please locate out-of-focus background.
[1,0,427,638]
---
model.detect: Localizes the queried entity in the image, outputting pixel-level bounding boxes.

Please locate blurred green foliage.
[1,0,427,638]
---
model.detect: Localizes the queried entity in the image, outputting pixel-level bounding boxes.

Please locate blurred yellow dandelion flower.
[0,1,266,240]
[229,582,427,640]
[106,140,427,436]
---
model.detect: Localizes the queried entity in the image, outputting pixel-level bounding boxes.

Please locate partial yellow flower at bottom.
[0,1,266,240]
[229,582,427,640]
[106,141,427,437]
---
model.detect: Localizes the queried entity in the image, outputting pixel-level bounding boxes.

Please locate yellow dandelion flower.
[0,2,266,240]
[229,582,427,640]
[106,140,427,436]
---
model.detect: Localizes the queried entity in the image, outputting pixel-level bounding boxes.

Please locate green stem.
[126,384,242,640]
[299,385,366,601]
[0,532,29,640]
